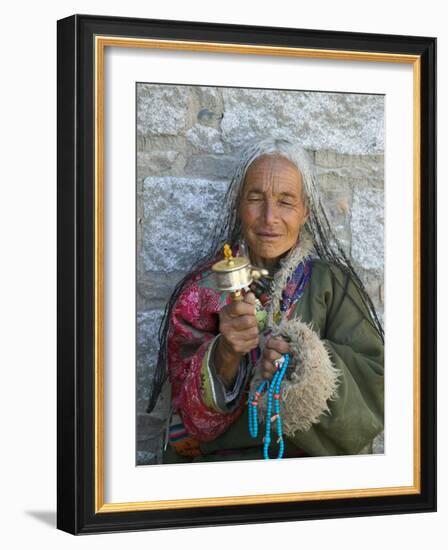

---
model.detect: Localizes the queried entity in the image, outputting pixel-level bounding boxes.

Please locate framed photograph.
[57,14,436,534]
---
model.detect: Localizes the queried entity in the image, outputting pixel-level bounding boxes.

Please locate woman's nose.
[263,201,277,224]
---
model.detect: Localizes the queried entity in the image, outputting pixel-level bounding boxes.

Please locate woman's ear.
[303,208,310,224]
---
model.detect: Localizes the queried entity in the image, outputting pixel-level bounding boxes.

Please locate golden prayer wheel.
[212,244,268,301]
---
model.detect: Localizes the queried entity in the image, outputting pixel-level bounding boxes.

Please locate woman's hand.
[214,292,259,389]
[218,292,259,356]
[260,336,291,381]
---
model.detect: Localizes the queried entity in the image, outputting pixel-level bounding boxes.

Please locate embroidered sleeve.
[200,335,249,413]
[167,280,246,442]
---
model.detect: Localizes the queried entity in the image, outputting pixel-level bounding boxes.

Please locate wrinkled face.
[239,154,308,265]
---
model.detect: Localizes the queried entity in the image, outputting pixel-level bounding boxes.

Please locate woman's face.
[239,154,308,266]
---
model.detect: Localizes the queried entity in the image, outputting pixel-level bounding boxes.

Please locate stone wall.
[136,84,385,465]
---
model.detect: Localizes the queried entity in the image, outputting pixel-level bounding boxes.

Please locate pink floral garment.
[167,268,245,442]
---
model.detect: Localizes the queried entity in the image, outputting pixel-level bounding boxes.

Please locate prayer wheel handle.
[211,244,269,301]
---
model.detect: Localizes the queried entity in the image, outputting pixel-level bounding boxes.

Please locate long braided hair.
[146,138,384,413]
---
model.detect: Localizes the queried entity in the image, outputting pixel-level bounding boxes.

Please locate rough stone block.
[137,84,189,136]
[186,124,224,154]
[221,88,384,155]
[136,415,166,453]
[315,154,384,189]
[137,135,189,154]
[315,173,353,254]
[191,86,224,129]
[351,188,384,272]
[137,270,187,310]
[137,383,172,464]
[137,150,186,178]
[136,450,157,466]
[142,176,228,271]
[136,309,164,412]
[184,154,239,180]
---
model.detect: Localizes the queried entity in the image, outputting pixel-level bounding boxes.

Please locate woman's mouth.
[256,232,282,239]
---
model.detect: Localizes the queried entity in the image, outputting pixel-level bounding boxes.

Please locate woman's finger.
[224,298,257,318]
[263,347,283,363]
[261,360,277,380]
[266,336,290,355]
[231,314,258,331]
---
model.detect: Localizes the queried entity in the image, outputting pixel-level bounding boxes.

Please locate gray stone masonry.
[136,84,385,464]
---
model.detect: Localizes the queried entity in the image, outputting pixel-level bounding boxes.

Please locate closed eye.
[280,200,295,206]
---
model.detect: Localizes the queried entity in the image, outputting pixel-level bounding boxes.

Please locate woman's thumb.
[244,291,256,304]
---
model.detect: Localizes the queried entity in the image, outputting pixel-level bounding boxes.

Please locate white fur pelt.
[250,319,341,435]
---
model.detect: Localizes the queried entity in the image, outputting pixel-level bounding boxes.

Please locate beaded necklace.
[246,247,312,459]
[248,354,289,459]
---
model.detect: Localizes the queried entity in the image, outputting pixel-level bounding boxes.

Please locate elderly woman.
[147,138,384,463]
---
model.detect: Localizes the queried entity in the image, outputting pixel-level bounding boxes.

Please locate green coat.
[163,258,384,464]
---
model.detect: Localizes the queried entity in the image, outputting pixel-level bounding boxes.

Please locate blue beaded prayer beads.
[248,354,289,459]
